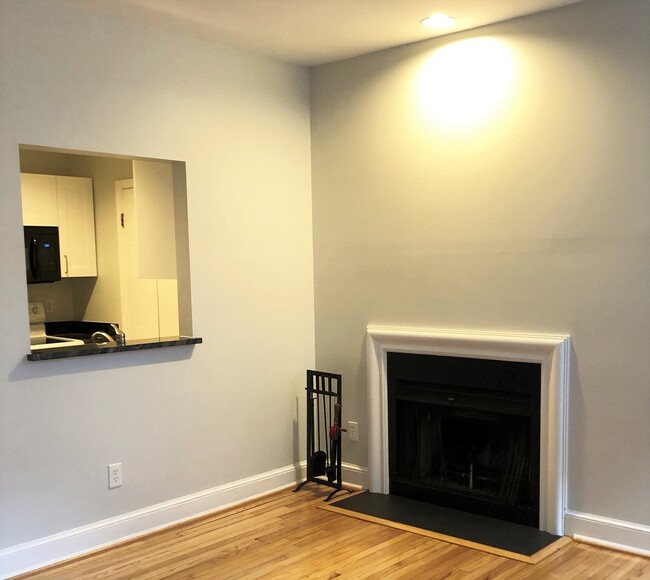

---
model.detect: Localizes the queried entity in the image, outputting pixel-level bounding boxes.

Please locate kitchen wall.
[311,0,650,550]
[0,0,314,572]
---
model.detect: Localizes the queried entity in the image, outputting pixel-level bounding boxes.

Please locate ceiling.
[62,0,587,66]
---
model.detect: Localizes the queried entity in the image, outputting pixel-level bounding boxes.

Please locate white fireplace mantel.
[366,325,571,535]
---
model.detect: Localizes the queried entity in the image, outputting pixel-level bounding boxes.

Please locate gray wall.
[311,0,650,533]
[0,0,314,552]
[3,0,649,566]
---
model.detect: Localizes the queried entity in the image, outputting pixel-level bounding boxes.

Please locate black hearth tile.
[330,492,560,557]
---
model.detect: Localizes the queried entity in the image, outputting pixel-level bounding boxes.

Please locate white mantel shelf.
[366,325,571,536]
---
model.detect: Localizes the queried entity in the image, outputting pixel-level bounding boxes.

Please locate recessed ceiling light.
[421,13,456,29]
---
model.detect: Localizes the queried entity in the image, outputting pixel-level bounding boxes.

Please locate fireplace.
[366,326,570,535]
[388,352,541,526]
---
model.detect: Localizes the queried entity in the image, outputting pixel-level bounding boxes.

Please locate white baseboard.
[0,461,367,579]
[565,510,650,556]
[7,471,647,577]
[340,462,368,489]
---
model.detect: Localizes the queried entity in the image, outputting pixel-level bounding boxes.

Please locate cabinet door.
[56,176,97,277]
[21,173,58,226]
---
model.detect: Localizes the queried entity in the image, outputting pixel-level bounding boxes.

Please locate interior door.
[116,179,160,340]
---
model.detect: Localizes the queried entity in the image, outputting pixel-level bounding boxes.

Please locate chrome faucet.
[90,331,114,344]
[109,324,126,346]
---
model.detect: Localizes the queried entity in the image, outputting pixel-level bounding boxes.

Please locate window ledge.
[26,336,202,361]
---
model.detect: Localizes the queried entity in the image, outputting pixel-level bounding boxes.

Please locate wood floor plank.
[332,533,427,576]
[17,487,650,579]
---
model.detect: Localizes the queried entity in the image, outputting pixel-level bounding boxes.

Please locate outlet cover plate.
[108,463,123,489]
[348,421,359,441]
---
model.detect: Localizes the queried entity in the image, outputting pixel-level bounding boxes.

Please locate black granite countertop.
[26,336,202,361]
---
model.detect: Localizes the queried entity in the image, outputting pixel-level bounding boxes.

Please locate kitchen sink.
[31,336,86,350]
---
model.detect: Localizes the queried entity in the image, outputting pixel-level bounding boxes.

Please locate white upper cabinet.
[21,173,98,277]
[56,176,97,277]
[20,173,58,226]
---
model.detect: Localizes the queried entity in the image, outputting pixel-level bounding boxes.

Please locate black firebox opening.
[388,352,541,527]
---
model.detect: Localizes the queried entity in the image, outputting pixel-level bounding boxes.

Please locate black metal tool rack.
[294,370,352,501]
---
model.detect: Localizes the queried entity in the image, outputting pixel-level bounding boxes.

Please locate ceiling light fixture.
[421,13,456,29]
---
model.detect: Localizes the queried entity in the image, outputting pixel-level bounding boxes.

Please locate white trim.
[1,464,299,578]
[567,511,650,556]
[366,325,570,536]
[0,461,368,579]
[573,535,650,558]
[341,462,368,489]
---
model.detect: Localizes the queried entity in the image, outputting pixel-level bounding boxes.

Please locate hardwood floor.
[19,486,650,579]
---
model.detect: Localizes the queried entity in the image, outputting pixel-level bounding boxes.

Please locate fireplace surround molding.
[366,325,570,536]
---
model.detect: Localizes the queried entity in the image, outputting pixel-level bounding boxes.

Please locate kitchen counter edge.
[26,336,203,361]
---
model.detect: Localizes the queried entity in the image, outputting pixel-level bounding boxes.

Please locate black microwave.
[24,226,61,284]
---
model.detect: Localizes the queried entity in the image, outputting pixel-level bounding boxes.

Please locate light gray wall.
[0,0,314,549]
[310,0,650,529]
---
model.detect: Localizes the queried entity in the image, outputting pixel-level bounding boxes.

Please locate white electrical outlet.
[108,463,123,489]
[348,421,359,442]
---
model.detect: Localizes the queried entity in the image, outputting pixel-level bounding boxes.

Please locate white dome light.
[421,13,456,29]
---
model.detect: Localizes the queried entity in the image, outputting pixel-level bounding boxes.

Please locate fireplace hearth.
[388,352,541,526]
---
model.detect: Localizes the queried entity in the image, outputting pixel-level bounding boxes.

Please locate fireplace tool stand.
[294,370,353,501]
